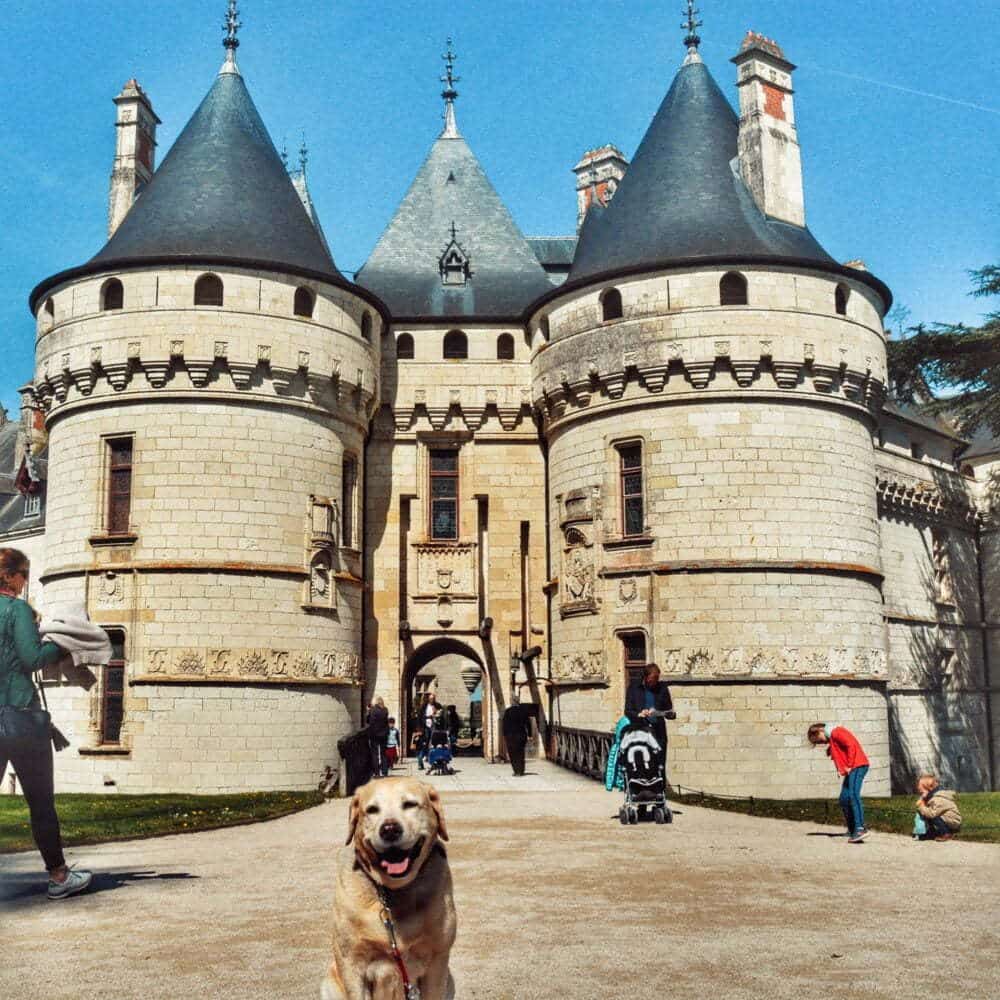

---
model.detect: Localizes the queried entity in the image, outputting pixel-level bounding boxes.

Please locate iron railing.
[550,724,613,782]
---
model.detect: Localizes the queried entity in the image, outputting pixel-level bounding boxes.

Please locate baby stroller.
[618,712,673,825]
[426,727,455,776]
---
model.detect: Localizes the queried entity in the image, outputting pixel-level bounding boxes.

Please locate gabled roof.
[569,60,838,284]
[356,131,554,320]
[89,66,340,280]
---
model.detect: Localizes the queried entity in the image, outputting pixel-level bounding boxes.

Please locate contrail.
[809,65,1000,116]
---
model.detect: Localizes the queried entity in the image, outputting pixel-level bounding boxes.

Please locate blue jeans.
[839,765,868,835]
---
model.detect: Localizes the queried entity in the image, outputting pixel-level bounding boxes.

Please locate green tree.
[888,266,1000,437]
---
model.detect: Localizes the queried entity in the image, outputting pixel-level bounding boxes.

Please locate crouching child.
[914,774,962,841]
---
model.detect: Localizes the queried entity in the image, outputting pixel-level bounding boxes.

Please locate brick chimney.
[108,79,160,237]
[572,145,629,232]
[731,32,805,227]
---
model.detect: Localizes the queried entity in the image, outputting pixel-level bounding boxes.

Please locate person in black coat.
[624,663,674,749]
[367,698,390,777]
[502,703,534,776]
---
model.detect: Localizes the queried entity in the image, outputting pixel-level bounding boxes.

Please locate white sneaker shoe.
[47,868,93,900]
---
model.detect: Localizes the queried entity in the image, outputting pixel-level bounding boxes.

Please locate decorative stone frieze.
[413,542,477,597]
[657,645,888,680]
[551,650,608,685]
[136,646,362,685]
[876,473,980,528]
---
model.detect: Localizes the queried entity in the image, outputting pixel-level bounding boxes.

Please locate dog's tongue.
[382,857,410,877]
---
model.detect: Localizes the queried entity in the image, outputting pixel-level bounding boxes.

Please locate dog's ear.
[427,785,449,842]
[345,792,361,846]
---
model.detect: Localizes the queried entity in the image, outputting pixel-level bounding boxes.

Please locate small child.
[385,718,400,771]
[807,722,871,843]
[913,773,962,841]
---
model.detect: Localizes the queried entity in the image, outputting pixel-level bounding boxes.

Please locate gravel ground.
[1,761,998,1000]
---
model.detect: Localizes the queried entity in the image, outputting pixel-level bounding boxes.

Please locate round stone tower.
[27,36,385,792]
[529,31,894,796]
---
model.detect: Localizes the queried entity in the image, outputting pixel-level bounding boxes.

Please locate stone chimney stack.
[572,145,629,232]
[108,79,160,237]
[731,32,805,227]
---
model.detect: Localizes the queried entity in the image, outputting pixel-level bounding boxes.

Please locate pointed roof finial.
[440,37,462,138]
[221,0,242,75]
[682,1,703,65]
[280,137,289,170]
[299,133,308,175]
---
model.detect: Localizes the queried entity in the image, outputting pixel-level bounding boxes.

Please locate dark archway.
[401,637,487,760]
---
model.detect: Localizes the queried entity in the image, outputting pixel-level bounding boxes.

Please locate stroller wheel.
[619,807,629,826]
[653,806,666,825]
[664,806,673,824]
[627,806,639,825]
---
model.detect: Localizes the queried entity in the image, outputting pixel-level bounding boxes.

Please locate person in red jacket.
[807,722,871,843]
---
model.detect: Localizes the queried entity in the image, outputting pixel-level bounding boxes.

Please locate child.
[807,722,871,843]
[913,773,962,841]
[385,718,401,771]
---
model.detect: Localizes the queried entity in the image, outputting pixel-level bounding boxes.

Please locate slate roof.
[960,426,1000,461]
[527,237,578,268]
[0,439,47,536]
[356,132,554,319]
[568,60,861,290]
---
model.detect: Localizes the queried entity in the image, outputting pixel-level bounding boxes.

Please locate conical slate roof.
[356,129,554,320]
[569,60,836,284]
[90,67,341,280]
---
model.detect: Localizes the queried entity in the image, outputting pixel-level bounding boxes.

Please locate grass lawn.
[0,791,323,853]
[670,789,1000,843]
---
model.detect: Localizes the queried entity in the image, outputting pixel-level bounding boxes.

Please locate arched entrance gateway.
[401,637,494,761]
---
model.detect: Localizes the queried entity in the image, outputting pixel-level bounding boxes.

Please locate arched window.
[396,333,414,359]
[43,298,55,322]
[497,333,515,360]
[835,284,849,316]
[361,312,373,342]
[719,272,748,306]
[443,329,468,360]
[101,278,124,311]
[194,273,224,307]
[294,287,315,318]
[601,288,623,322]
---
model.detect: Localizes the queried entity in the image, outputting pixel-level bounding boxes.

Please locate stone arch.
[194,273,224,307]
[719,271,748,306]
[835,283,850,316]
[294,286,315,318]
[101,277,124,311]
[600,287,623,321]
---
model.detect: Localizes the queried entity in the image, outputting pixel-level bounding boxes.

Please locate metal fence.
[550,724,613,782]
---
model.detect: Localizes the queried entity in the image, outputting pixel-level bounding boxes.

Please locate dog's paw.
[320,977,341,1000]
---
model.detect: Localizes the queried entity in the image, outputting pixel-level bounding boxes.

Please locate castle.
[4,4,997,797]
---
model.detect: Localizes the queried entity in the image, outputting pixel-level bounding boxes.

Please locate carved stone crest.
[436,568,453,591]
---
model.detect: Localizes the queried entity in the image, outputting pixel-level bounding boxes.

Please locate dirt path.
[1,761,998,1000]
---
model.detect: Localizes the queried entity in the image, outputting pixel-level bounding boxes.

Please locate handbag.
[0,603,70,751]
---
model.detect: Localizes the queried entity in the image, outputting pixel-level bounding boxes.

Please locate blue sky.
[1,0,997,417]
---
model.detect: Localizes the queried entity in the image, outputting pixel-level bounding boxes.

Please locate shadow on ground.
[0,869,198,910]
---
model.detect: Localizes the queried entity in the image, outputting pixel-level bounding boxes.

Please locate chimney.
[108,79,160,237]
[14,384,45,473]
[572,145,629,232]
[731,33,805,227]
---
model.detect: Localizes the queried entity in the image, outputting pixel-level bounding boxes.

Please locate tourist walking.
[625,664,674,751]
[807,722,871,843]
[502,703,534,776]
[0,548,93,899]
[385,717,401,770]
[367,697,389,777]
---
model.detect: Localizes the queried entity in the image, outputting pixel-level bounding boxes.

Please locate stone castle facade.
[5,15,997,797]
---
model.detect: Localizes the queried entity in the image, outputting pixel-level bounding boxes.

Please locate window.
[497,333,515,360]
[621,632,647,688]
[24,494,41,518]
[601,288,623,322]
[101,278,124,311]
[361,312,373,342]
[835,284,849,316]
[294,287,315,318]
[396,333,414,359]
[429,449,459,540]
[342,456,358,549]
[443,330,467,360]
[101,629,126,744]
[194,273,224,306]
[719,272,748,306]
[44,298,54,318]
[619,443,644,537]
[911,441,925,461]
[106,437,133,535]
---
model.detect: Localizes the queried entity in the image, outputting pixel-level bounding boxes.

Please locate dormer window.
[439,222,472,287]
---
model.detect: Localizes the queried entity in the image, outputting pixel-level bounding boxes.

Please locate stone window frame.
[428,448,460,541]
[100,277,124,312]
[396,332,415,360]
[600,287,623,323]
[193,272,224,307]
[103,433,135,538]
[76,625,132,756]
[361,311,373,342]
[719,271,749,306]
[341,453,360,551]
[416,431,472,544]
[293,286,316,319]
[496,332,515,361]
[835,283,850,317]
[100,627,127,745]
[604,433,654,548]
[617,628,650,689]
[443,329,468,360]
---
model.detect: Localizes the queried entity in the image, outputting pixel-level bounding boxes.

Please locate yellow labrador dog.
[323,778,456,1000]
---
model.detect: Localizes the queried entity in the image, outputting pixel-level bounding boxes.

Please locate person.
[385,717,401,771]
[502,703,534,776]
[367,697,389,777]
[625,664,674,750]
[446,704,460,755]
[807,722,870,843]
[913,773,962,841]
[0,547,92,899]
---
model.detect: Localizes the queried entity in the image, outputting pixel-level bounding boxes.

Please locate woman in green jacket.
[0,548,92,899]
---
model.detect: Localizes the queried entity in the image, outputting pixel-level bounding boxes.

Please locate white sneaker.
[47,868,93,900]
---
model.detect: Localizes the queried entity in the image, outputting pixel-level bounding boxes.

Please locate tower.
[572,146,629,232]
[529,14,893,797]
[107,79,160,237]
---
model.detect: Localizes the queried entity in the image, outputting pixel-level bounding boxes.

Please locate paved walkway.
[2,760,998,1000]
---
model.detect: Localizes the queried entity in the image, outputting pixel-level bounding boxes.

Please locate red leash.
[377,886,421,1000]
